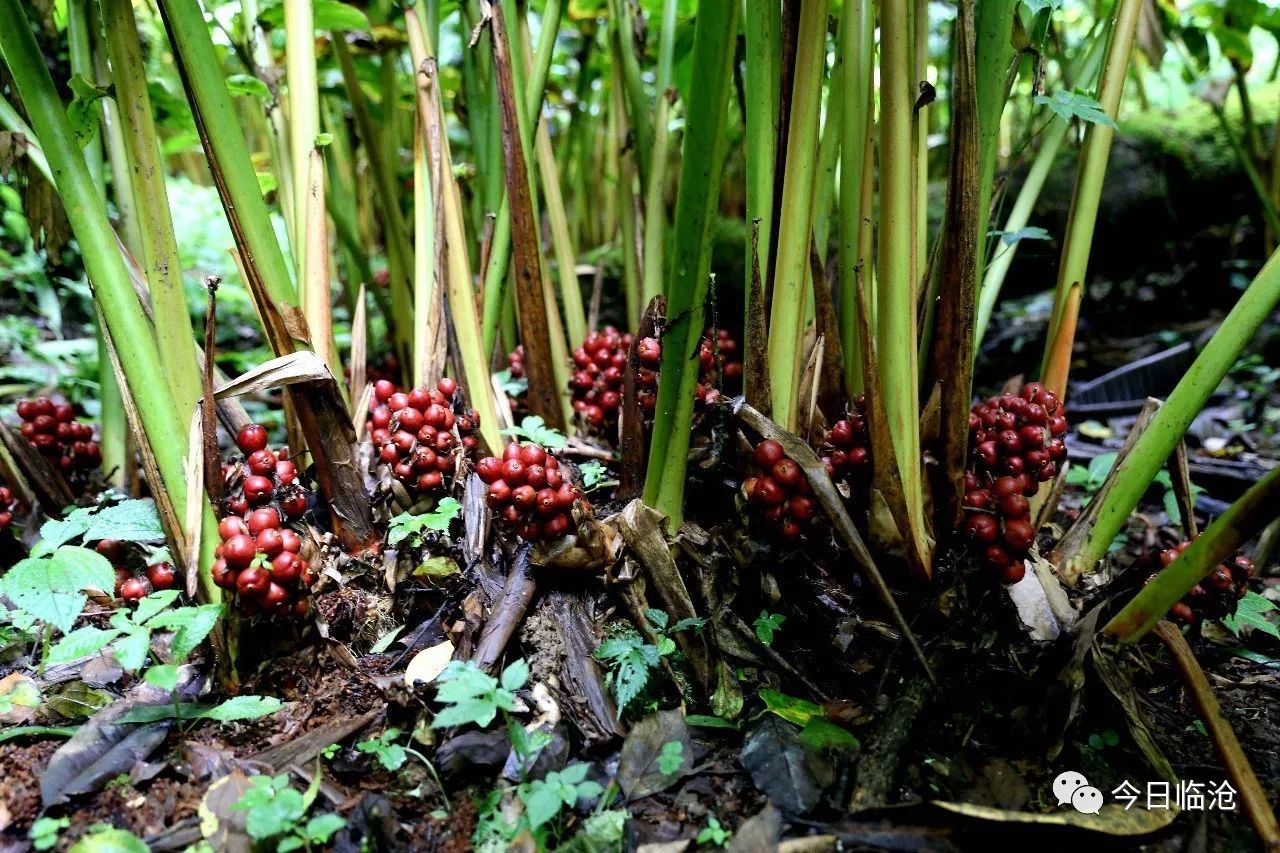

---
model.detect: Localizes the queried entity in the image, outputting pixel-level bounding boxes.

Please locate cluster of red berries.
[570,327,633,429]
[630,328,741,420]
[222,424,309,521]
[505,346,529,414]
[0,484,14,533]
[960,382,1069,584]
[743,440,818,539]
[97,538,177,603]
[475,443,583,541]
[213,508,313,616]
[366,353,400,387]
[15,397,100,476]
[1150,540,1255,626]
[820,396,870,482]
[369,378,481,496]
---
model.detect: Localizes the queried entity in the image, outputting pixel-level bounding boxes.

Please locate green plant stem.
[744,0,781,394]
[1040,0,1141,395]
[837,0,871,391]
[1105,465,1280,641]
[101,0,204,420]
[876,0,928,555]
[285,0,319,283]
[1214,105,1280,239]
[642,0,739,528]
[332,36,414,369]
[610,0,652,187]
[1067,246,1280,576]
[641,90,673,314]
[610,42,643,332]
[0,0,218,591]
[239,0,295,241]
[972,0,1018,284]
[766,0,828,430]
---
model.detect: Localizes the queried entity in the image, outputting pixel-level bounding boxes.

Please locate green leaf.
[369,625,404,654]
[759,688,822,726]
[66,74,111,148]
[66,827,148,853]
[1021,0,1063,15]
[657,741,684,775]
[500,416,567,449]
[81,500,166,544]
[686,714,738,729]
[501,658,529,692]
[0,546,115,633]
[116,695,284,724]
[432,697,499,729]
[798,718,860,752]
[257,0,371,31]
[996,226,1052,246]
[143,664,181,691]
[46,626,121,664]
[111,629,151,672]
[148,604,222,662]
[303,813,346,843]
[1035,90,1117,129]
[225,74,271,101]
[1223,591,1280,639]
[387,497,462,546]
[132,590,180,626]
[494,368,528,398]
[753,611,785,645]
[644,608,670,631]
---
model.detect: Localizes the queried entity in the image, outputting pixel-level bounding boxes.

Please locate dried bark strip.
[484,0,565,430]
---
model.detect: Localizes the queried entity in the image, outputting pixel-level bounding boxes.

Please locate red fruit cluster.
[960,382,1069,584]
[1149,540,1255,626]
[0,484,14,533]
[820,396,870,482]
[369,378,481,496]
[213,509,313,616]
[223,424,310,521]
[633,328,741,418]
[505,346,529,415]
[97,538,177,603]
[475,443,583,541]
[15,398,100,476]
[743,440,818,539]
[570,327,633,429]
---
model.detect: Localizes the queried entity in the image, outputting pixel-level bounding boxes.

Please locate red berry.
[437,377,458,398]
[476,457,504,484]
[755,477,785,507]
[212,559,236,589]
[1002,518,1036,552]
[146,562,176,590]
[237,424,269,454]
[964,513,999,543]
[501,459,526,485]
[487,480,512,508]
[754,440,786,469]
[222,534,257,568]
[374,379,396,402]
[237,566,270,597]
[247,449,277,476]
[244,475,275,505]
[120,577,149,602]
[518,444,547,467]
[280,529,302,554]
[263,583,290,610]
[1000,494,1030,519]
[270,552,302,583]
[246,507,281,535]
[772,459,803,488]
[256,527,285,557]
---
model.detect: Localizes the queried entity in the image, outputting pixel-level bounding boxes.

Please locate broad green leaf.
[67,827,149,853]
[144,664,181,691]
[759,688,822,726]
[0,547,115,633]
[1223,591,1280,639]
[46,626,121,664]
[257,0,371,31]
[225,74,271,100]
[388,497,462,546]
[1034,90,1117,129]
[501,658,529,692]
[1021,0,1063,15]
[132,590,180,626]
[203,695,285,721]
[149,604,223,662]
[304,813,346,843]
[798,718,860,752]
[82,500,165,544]
[67,75,111,148]
[111,629,151,672]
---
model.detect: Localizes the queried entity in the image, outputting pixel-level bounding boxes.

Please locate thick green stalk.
[973,0,1018,283]
[1041,0,1142,395]
[537,122,585,347]
[838,0,872,391]
[102,0,204,419]
[0,0,218,593]
[642,0,739,528]
[285,0,320,285]
[67,0,103,182]
[1066,246,1280,576]
[610,40,643,332]
[766,0,828,430]
[610,0,653,187]
[877,0,929,557]
[641,91,673,313]
[321,94,373,313]
[239,0,295,239]
[1215,105,1280,239]
[974,115,1068,342]
[332,37,414,368]
[157,0,296,308]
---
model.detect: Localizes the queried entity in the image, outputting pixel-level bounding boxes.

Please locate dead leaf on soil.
[930,800,1178,835]
[616,708,694,801]
[405,639,456,687]
[740,716,833,815]
[199,771,255,853]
